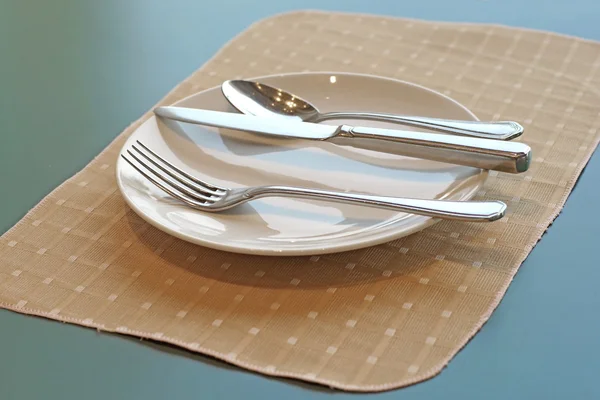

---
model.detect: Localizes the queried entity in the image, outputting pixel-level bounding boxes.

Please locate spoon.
[221,79,524,140]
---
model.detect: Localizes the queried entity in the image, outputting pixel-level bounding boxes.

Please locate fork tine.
[131,144,221,197]
[121,153,213,211]
[135,140,224,194]
[126,149,216,203]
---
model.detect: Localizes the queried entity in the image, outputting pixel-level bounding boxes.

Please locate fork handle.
[246,186,506,222]
[316,112,523,140]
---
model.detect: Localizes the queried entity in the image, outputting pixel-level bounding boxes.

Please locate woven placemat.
[2,10,600,392]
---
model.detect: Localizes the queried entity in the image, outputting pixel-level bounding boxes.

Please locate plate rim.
[116,70,487,256]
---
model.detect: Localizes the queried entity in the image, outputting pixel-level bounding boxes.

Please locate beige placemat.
[2,10,600,392]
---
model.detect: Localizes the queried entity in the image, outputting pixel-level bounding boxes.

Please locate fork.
[120,140,507,222]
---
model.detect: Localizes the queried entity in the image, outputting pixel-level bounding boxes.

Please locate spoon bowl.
[222,79,317,121]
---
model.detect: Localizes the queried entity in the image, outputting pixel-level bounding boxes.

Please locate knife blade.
[155,105,337,139]
[153,106,531,173]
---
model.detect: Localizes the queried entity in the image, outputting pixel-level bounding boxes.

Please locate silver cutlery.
[121,140,506,222]
[153,106,531,174]
[221,79,524,140]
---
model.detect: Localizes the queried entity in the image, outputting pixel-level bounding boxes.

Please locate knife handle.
[329,125,531,173]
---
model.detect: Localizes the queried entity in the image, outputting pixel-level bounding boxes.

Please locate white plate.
[116,72,487,256]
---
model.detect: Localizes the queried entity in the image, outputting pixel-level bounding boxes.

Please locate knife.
[153,106,531,173]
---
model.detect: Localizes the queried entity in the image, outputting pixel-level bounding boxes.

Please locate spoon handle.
[316,112,523,140]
